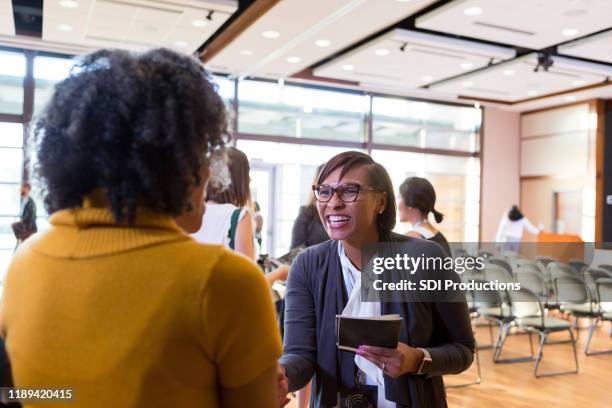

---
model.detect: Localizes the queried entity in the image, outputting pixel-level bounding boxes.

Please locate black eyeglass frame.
[312,183,380,203]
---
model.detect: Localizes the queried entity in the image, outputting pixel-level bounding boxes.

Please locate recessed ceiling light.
[503,69,515,76]
[262,30,280,39]
[174,41,188,48]
[240,50,253,56]
[562,28,579,36]
[460,62,473,70]
[342,64,355,71]
[192,19,208,28]
[565,95,577,102]
[315,39,331,47]
[375,49,390,56]
[58,0,79,8]
[56,24,73,32]
[527,90,539,96]
[421,75,433,82]
[286,56,301,64]
[462,81,474,88]
[463,7,483,16]
[572,79,585,86]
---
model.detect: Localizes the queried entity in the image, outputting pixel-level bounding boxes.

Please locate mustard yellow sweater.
[0,206,281,407]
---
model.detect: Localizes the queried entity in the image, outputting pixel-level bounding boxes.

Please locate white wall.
[481,107,520,241]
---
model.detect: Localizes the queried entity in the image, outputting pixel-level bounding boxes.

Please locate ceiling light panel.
[313,29,515,88]
[416,0,612,49]
[429,53,612,102]
[206,0,436,77]
[43,0,237,54]
[558,29,612,64]
[0,0,15,36]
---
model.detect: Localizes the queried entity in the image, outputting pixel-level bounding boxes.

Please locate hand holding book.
[336,314,425,378]
[356,343,425,379]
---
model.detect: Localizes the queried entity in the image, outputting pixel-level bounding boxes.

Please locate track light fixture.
[206,10,214,21]
[534,52,553,73]
[399,43,407,52]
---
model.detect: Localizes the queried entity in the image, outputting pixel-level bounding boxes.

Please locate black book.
[336,314,403,352]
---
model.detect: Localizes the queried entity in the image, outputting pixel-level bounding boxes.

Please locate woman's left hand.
[356,343,424,378]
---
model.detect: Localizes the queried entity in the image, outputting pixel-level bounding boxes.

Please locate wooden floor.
[445,319,611,408]
[287,319,611,408]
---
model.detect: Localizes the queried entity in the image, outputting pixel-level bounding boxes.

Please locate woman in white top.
[495,205,541,252]
[192,147,255,257]
[398,177,451,256]
[192,147,288,284]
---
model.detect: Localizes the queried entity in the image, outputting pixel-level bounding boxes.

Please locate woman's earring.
[379,209,384,214]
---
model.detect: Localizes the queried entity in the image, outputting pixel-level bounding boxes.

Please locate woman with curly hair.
[0,48,282,408]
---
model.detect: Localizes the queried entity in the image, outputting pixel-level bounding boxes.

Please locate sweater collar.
[28,205,189,259]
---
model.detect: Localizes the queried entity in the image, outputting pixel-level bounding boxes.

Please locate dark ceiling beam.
[200,0,281,63]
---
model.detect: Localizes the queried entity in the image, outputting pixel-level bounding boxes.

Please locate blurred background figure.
[11,182,37,248]
[398,176,450,256]
[290,164,328,250]
[253,201,264,255]
[192,147,255,258]
[495,205,542,252]
[192,147,288,284]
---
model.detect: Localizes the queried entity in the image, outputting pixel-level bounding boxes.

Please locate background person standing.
[11,182,37,246]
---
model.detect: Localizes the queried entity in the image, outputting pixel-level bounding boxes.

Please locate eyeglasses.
[312,184,379,203]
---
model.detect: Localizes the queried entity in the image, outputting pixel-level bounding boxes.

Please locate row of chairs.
[462,256,612,380]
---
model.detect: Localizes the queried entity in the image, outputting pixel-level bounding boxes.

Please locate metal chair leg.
[494,322,536,364]
[534,329,579,378]
[584,318,612,355]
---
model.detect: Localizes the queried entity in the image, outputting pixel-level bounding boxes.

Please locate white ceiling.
[416,0,612,50]
[558,29,612,64]
[41,0,237,54]
[313,29,515,89]
[428,53,612,103]
[0,0,15,36]
[206,0,436,78]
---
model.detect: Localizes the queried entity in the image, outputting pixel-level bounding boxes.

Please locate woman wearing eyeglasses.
[277,151,474,408]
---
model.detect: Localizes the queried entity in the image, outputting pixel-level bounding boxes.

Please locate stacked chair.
[584,277,612,355]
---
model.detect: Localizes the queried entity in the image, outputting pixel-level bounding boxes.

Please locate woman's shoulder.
[179,240,266,289]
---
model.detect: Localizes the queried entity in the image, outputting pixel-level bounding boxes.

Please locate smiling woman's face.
[316,164,386,244]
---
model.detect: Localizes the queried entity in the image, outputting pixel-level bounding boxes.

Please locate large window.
[33,56,75,115]
[0,122,24,279]
[0,51,26,114]
[372,97,480,152]
[238,80,369,142]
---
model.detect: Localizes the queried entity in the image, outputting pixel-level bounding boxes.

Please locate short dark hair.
[34,48,228,223]
[399,177,444,223]
[21,182,31,190]
[206,147,251,207]
[508,205,524,221]
[317,151,396,232]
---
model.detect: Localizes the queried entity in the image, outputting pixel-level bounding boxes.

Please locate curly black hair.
[34,48,228,223]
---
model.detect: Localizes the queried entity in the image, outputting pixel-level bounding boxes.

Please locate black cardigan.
[279,232,474,408]
[290,206,329,249]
